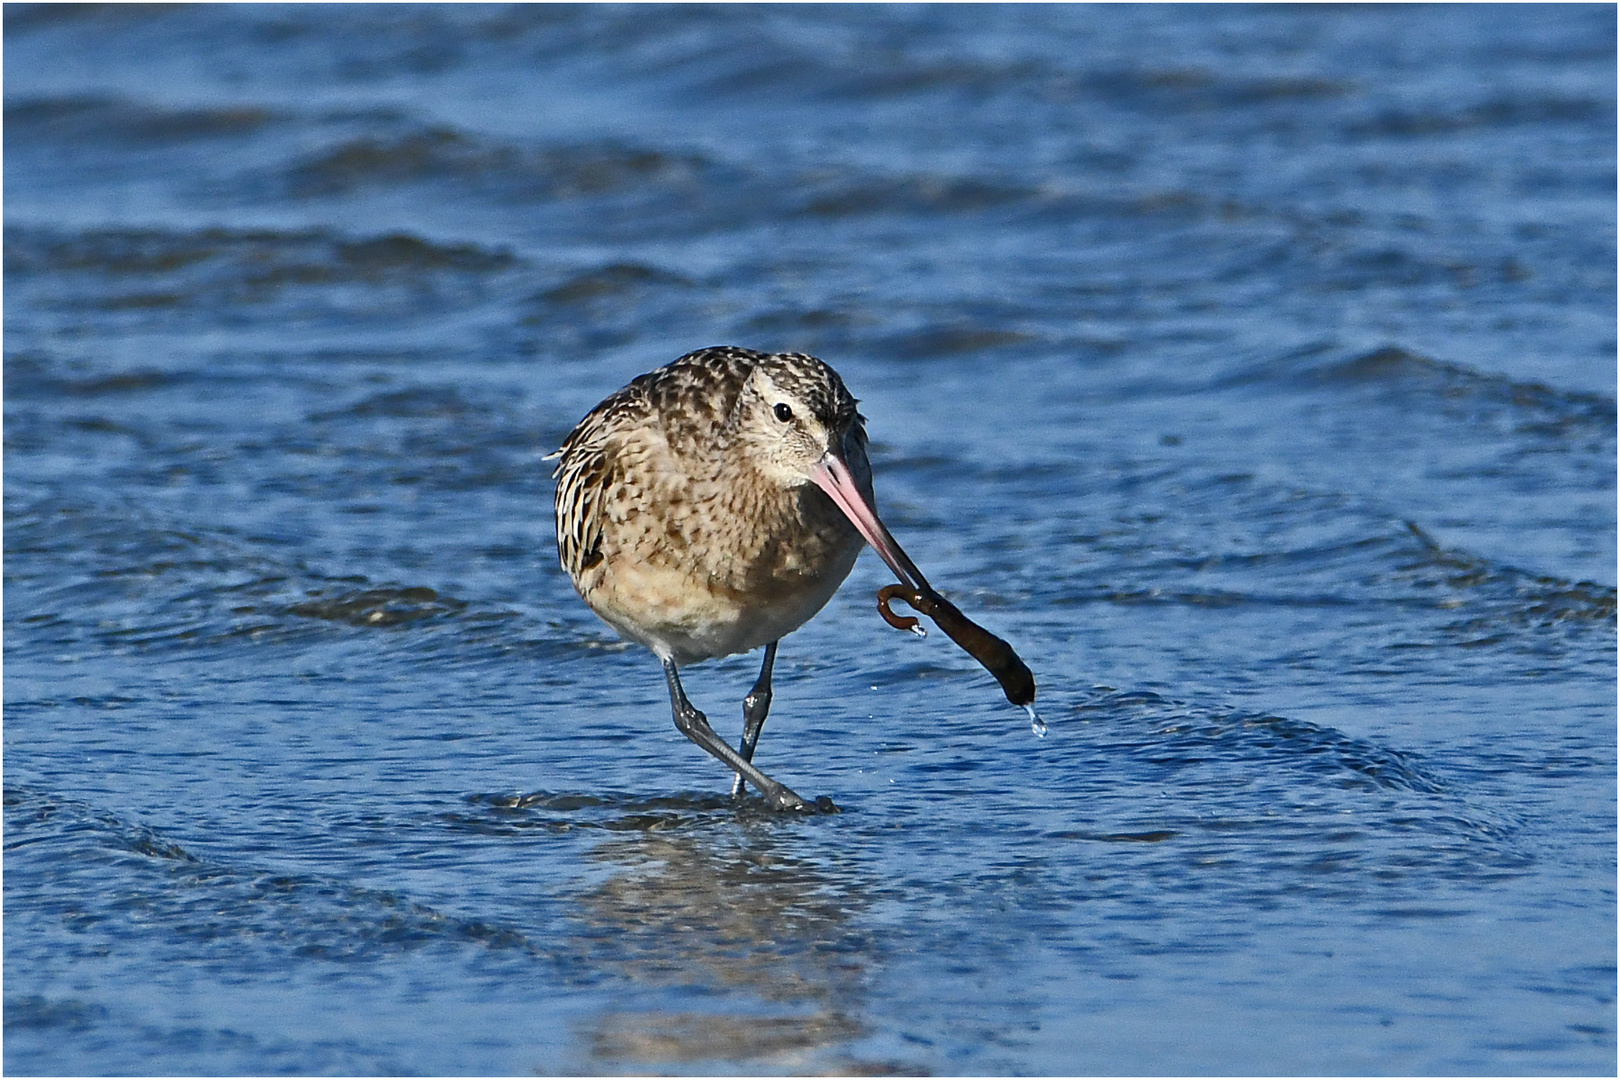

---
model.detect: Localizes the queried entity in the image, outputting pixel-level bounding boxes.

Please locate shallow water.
[4,4,1615,1075]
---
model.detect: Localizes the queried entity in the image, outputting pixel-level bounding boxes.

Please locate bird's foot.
[764,786,840,814]
[767,785,811,812]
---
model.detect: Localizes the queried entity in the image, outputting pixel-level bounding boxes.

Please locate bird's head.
[734,353,865,488]
[734,352,927,593]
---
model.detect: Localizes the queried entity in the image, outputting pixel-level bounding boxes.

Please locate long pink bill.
[816,450,1042,726]
[810,452,933,595]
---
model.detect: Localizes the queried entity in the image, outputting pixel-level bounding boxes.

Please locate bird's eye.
[773,403,794,423]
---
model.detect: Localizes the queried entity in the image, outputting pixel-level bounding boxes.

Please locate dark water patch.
[7,497,230,576]
[881,324,1039,360]
[4,93,278,145]
[3,352,188,399]
[286,124,715,203]
[1346,94,1608,139]
[1059,586,1358,611]
[4,784,202,865]
[744,306,869,340]
[661,14,1352,115]
[796,173,1039,220]
[286,125,491,195]
[516,263,711,359]
[3,995,111,1034]
[1047,829,1179,844]
[308,384,478,421]
[286,585,468,628]
[1321,246,1489,291]
[1079,66,1351,113]
[3,3,165,33]
[6,226,223,276]
[317,232,516,275]
[6,225,517,320]
[1093,513,1617,633]
[832,53,1053,102]
[521,261,699,349]
[538,261,695,305]
[484,790,737,813]
[788,166,1224,228]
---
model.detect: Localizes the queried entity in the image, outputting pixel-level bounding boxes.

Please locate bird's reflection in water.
[564,817,917,1075]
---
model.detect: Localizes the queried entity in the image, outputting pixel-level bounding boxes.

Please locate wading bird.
[553,345,1032,811]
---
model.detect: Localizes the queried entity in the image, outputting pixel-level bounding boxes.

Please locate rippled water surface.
[5,4,1615,1075]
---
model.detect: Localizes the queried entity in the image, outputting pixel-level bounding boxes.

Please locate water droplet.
[909,624,928,639]
[1025,704,1046,738]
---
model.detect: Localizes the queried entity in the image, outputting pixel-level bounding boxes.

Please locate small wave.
[450,789,840,835]
[2,352,188,399]
[1074,689,1447,795]
[4,785,540,962]
[1221,344,1616,446]
[306,385,478,421]
[1039,457,1610,650]
[1323,347,1613,412]
[1046,828,1179,844]
[4,94,277,146]
[3,995,111,1034]
[4,4,156,32]
[5,225,516,319]
[0,225,517,277]
[1057,688,1536,884]
[1346,94,1606,139]
[516,261,709,357]
[481,790,736,813]
[1056,587,1352,610]
[286,586,469,628]
[786,166,1216,226]
[3,496,532,656]
[284,124,714,202]
[680,32,1350,114]
[1078,66,1350,111]
[796,174,1037,219]
[536,262,694,306]
[1396,521,1616,631]
[3,784,202,863]
[1312,346,1613,431]
[589,1009,870,1069]
[881,324,1037,359]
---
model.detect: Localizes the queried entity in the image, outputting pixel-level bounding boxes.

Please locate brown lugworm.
[878,584,1036,707]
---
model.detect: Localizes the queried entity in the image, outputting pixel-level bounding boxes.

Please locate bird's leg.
[662,657,810,812]
[730,641,778,800]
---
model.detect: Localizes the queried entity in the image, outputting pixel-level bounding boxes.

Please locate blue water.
[5,4,1614,1074]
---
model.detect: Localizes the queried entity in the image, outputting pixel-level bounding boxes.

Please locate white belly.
[582,539,861,665]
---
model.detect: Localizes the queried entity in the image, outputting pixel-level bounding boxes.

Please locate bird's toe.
[767,786,814,813]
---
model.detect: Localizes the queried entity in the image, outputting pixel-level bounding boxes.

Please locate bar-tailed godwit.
[553,345,1030,811]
